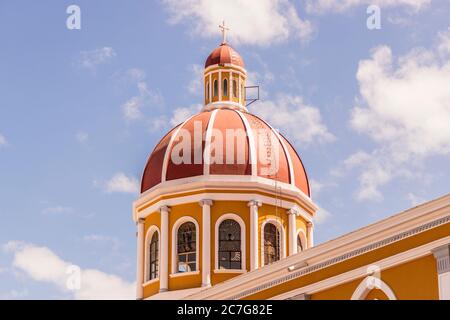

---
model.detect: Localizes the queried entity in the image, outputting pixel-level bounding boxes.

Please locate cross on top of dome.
[219,21,229,44]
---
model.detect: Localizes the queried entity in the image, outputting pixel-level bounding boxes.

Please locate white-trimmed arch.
[171,216,200,275]
[144,225,160,282]
[351,276,397,300]
[260,218,286,267]
[296,229,307,252]
[214,213,247,272]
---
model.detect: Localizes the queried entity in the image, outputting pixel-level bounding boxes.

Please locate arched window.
[177,222,197,272]
[206,81,210,101]
[233,80,237,98]
[213,80,218,97]
[149,232,159,280]
[218,219,241,269]
[297,234,303,253]
[223,79,228,97]
[264,223,280,265]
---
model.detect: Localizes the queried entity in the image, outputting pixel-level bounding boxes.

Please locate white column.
[136,218,145,299]
[287,207,299,256]
[238,75,241,105]
[306,222,314,249]
[432,244,450,300]
[218,71,222,100]
[248,200,262,271]
[159,206,170,292]
[200,199,213,287]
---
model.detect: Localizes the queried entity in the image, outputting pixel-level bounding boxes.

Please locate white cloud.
[313,205,332,225]
[406,192,426,206]
[252,94,335,145]
[162,0,313,46]
[104,173,140,194]
[187,64,203,96]
[75,131,89,143]
[4,241,134,300]
[122,80,163,121]
[305,0,430,14]
[346,30,450,201]
[438,27,450,56]
[170,104,202,126]
[83,234,121,252]
[0,133,8,148]
[42,206,74,216]
[78,47,116,69]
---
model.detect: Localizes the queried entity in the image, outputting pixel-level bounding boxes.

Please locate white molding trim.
[161,115,195,183]
[203,109,218,175]
[214,269,247,274]
[297,229,307,252]
[204,64,247,75]
[134,175,317,221]
[171,216,200,275]
[137,172,313,208]
[214,213,247,272]
[184,207,450,300]
[260,218,286,267]
[235,110,257,176]
[265,122,295,187]
[142,278,159,287]
[144,225,161,282]
[351,276,397,300]
[169,270,201,278]
[203,101,247,113]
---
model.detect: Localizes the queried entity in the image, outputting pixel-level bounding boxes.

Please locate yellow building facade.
[133,32,450,300]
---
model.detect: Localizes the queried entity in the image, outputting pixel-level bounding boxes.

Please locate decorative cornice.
[227,215,450,300]
[432,244,450,274]
[247,200,262,207]
[199,199,213,207]
[159,205,171,213]
[288,206,301,216]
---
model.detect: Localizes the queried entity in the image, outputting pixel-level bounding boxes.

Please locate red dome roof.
[141,109,310,197]
[205,44,245,68]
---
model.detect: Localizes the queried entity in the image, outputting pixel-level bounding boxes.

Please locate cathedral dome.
[141,109,310,197]
[205,43,245,69]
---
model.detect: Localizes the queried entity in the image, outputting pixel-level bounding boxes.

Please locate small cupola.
[203,22,247,112]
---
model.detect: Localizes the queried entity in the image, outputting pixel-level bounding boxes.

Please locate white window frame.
[144,225,160,284]
[297,229,307,252]
[260,218,286,267]
[351,276,397,300]
[171,216,200,276]
[214,213,247,273]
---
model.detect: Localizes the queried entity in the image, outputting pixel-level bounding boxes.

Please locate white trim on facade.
[144,225,161,282]
[171,216,200,275]
[161,115,195,183]
[214,213,247,272]
[203,109,218,175]
[297,229,307,252]
[351,276,397,300]
[260,218,286,267]
[183,195,450,300]
[235,110,257,176]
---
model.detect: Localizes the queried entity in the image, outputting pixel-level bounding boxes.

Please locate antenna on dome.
[245,86,260,107]
[219,20,229,44]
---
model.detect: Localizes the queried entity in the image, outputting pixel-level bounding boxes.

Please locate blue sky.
[0,0,449,299]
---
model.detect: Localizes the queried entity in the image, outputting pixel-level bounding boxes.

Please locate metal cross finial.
[219,20,229,44]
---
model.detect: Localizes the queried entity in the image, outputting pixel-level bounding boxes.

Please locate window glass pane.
[177,222,197,272]
[297,234,303,252]
[218,219,242,270]
[264,223,280,265]
[149,232,159,280]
